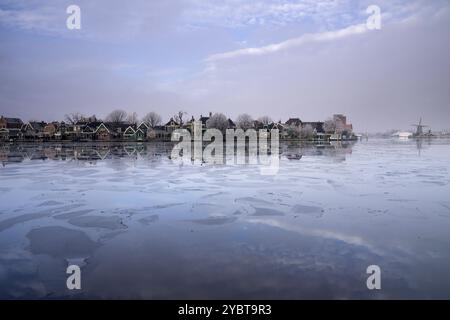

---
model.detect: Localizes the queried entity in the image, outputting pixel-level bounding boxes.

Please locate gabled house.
[73,121,89,135]
[268,122,287,138]
[107,123,131,140]
[199,113,211,130]
[94,123,112,141]
[268,122,284,131]
[0,116,24,141]
[22,121,46,140]
[137,122,149,134]
[80,123,97,140]
[123,125,137,140]
[43,122,60,140]
[164,118,180,134]
[135,128,146,141]
[55,122,67,140]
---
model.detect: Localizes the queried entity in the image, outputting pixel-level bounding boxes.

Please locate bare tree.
[174,111,187,126]
[300,124,314,139]
[257,116,273,126]
[106,109,127,124]
[324,119,336,134]
[126,112,139,125]
[142,112,162,128]
[287,124,301,138]
[64,112,84,124]
[235,114,254,130]
[206,113,229,132]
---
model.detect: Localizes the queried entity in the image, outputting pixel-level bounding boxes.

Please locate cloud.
[182,0,365,29]
[0,0,185,42]
[0,5,61,33]
[206,23,368,62]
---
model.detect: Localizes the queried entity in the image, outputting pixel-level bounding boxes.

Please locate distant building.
[253,120,264,130]
[285,118,302,127]
[199,113,212,130]
[0,116,24,141]
[43,122,60,140]
[227,118,236,129]
[165,118,180,133]
[333,114,353,134]
[22,121,46,140]
[94,123,113,141]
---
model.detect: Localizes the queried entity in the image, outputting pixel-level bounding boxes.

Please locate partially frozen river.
[1,139,450,299]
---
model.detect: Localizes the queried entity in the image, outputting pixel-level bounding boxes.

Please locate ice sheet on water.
[291,205,324,218]
[252,207,285,216]
[187,216,237,226]
[0,212,51,232]
[68,215,127,230]
[26,226,99,259]
[138,215,159,225]
[37,200,64,207]
[235,197,273,206]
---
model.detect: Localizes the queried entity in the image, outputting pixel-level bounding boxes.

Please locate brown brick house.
[0,116,24,141]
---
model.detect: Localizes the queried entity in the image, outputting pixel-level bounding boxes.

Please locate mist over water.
[1,139,450,299]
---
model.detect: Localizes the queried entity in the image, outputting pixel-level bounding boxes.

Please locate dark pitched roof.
[28,122,47,131]
[81,125,96,133]
[268,122,283,130]
[3,118,24,129]
[199,115,210,125]
[4,117,23,124]
[165,118,179,126]
[285,118,302,126]
[103,122,131,132]
[137,122,149,130]
[253,120,264,129]
[74,121,89,126]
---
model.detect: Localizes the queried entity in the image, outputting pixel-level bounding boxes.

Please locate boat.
[392,131,413,139]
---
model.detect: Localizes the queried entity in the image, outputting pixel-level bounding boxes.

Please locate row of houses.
[0,117,161,142]
[0,113,354,142]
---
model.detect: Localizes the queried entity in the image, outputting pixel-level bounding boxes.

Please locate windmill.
[411,118,429,137]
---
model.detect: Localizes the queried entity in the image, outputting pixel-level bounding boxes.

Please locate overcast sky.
[0,0,449,132]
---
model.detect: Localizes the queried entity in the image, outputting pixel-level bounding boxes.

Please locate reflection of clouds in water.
[246,217,377,253]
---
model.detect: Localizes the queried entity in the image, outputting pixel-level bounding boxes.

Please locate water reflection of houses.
[281,141,355,162]
[1,141,356,166]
